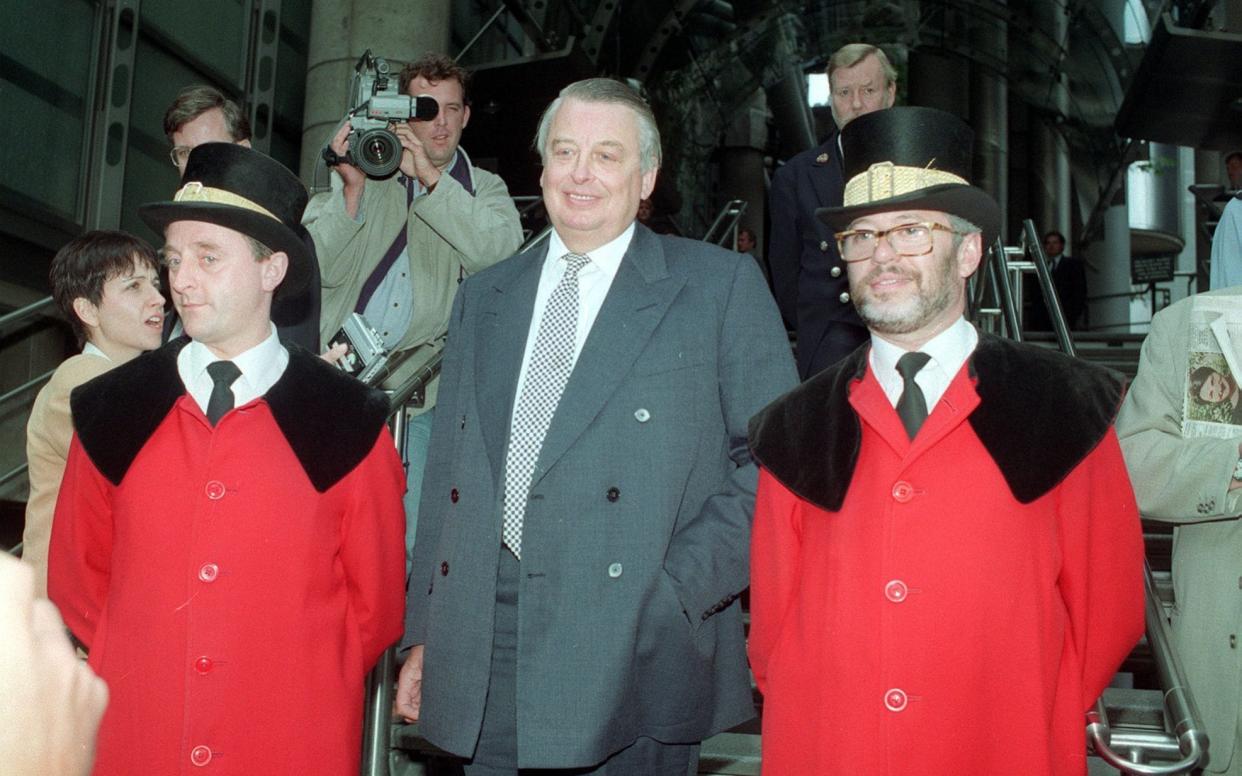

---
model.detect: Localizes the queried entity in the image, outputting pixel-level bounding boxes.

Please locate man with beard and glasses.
[746,106,1144,775]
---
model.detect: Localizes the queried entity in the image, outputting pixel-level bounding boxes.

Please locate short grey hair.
[947,214,981,251]
[828,44,898,87]
[534,78,662,173]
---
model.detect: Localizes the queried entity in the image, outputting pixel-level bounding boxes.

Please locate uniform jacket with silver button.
[1117,286,1242,772]
[48,341,407,776]
[402,224,798,768]
[748,334,1145,775]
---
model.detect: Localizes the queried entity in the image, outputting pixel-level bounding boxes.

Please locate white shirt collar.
[82,341,110,361]
[178,325,289,417]
[869,317,978,411]
[547,222,635,276]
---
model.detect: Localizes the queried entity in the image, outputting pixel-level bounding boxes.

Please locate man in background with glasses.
[747,106,1144,774]
[163,85,322,352]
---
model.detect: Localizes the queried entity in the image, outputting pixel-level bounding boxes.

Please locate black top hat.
[138,143,312,296]
[817,107,1001,247]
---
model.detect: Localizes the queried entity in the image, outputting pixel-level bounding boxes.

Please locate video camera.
[323,50,439,178]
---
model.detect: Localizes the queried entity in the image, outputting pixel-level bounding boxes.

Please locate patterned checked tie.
[206,360,242,426]
[895,351,932,440]
[502,252,591,559]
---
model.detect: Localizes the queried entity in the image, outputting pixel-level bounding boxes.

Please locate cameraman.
[306,53,522,571]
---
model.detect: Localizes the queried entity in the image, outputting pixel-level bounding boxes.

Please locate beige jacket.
[305,150,523,405]
[23,352,113,597]
[1116,286,1242,772]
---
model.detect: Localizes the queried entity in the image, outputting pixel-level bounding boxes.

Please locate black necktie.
[895,352,932,440]
[206,361,242,426]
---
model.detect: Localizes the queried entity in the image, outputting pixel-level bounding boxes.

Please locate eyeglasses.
[834,221,962,262]
[169,145,192,168]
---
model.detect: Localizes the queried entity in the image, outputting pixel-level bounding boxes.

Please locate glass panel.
[141,0,247,86]
[0,0,96,222]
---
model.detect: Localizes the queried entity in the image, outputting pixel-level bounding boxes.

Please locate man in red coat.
[48,143,406,775]
[746,107,1145,775]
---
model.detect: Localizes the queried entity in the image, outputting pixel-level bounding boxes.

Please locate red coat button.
[190,745,212,766]
[891,481,914,503]
[884,580,908,603]
[194,656,214,674]
[450,488,459,503]
[198,563,219,583]
[205,480,226,500]
[884,688,908,712]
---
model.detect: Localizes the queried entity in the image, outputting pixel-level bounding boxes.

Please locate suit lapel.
[531,227,685,485]
[477,246,545,481]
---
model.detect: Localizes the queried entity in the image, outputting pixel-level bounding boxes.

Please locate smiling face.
[73,257,165,362]
[540,98,658,254]
[829,54,896,130]
[406,75,469,170]
[163,220,287,359]
[846,209,981,348]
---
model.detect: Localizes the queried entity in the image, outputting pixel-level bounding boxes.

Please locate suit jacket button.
[819,240,829,251]
[608,562,623,578]
[441,561,449,576]
[450,488,459,503]
[606,487,620,502]
[839,291,851,303]
[831,266,842,278]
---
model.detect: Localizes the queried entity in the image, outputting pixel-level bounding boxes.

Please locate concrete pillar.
[1173,146,1198,305]
[765,64,816,156]
[969,11,1008,243]
[1029,0,1072,249]
[1088,198,1134,332]
[300,0,451,182]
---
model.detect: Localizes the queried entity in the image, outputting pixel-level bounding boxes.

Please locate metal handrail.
[0,369,55,411]
[1022,219,1076,357]
[1086,562,1209,774]
[701,199,748,248]
[358,345,445,776]
[0,296,57,334]
[987,237,1024,343]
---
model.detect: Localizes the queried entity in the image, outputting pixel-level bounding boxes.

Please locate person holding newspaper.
[1117,288,1242,776]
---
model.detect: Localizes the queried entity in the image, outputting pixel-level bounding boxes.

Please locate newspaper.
[1183,297,1242,438]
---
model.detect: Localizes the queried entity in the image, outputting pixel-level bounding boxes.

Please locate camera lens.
[348,128,402,178]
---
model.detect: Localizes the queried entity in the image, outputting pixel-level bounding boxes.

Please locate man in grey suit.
[1117,286,1242,775]
[394,78,796,774]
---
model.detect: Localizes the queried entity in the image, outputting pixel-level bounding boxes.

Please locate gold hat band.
[842,161,968,207]
[173,181,280,222]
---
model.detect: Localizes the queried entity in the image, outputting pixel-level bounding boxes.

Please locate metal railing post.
[1022,219,1076,357]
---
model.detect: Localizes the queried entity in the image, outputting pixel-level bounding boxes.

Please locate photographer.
[305,53,522,570]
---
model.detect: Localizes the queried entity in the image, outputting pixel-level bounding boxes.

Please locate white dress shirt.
[178,325,289,416]
[869,317,978,412]
[509,224,634,416]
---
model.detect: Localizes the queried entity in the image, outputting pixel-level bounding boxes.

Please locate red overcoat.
[48,345,406,776]
[747,336,1145,775]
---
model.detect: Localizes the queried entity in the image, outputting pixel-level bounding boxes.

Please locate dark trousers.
[463,549,700,776]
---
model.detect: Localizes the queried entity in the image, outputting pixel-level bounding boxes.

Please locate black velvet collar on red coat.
[747,332,1125,510]
[70,338,391,493]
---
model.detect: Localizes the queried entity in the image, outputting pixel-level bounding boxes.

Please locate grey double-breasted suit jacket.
[401,224,797,768]
[1116,286,1242,773]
